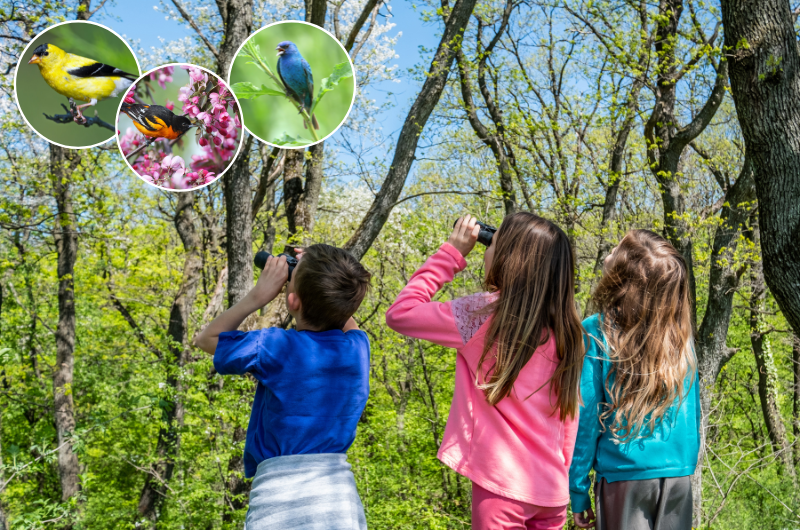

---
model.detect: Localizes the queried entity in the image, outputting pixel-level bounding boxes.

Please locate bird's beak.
[28,55,41,64]
[276,46,284,57]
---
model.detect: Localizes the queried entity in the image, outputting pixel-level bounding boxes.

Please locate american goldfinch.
[28,43,137,123]
[120,103,196,141]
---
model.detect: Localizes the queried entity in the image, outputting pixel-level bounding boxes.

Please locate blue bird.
[276,41,319,130]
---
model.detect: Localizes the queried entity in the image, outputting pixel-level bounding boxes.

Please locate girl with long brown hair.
[386,213,585,529]
[569,230,700,530]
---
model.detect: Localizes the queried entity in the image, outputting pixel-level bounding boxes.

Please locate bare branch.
[170,0,221,60]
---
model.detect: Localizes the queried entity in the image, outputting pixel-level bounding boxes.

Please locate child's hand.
[448,215,480,257]
[573,508,596,529]
[250,254,289,306]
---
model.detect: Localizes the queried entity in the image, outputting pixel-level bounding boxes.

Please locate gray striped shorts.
[244,453,367,530]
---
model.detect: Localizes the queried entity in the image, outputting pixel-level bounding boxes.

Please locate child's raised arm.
[386,216,480,349]
[195,256,289,354]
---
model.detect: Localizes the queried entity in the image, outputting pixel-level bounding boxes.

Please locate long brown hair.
[592,229,695,441]
[478,212,584,420]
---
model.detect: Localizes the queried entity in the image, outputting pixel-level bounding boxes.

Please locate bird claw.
[67,98,87,124]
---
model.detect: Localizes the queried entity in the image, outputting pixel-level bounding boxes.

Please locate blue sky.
[89,0,443,145]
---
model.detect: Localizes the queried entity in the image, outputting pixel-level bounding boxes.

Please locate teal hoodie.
[568,314,701,513]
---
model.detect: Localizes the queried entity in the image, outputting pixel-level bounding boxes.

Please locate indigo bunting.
[276,41,319,130]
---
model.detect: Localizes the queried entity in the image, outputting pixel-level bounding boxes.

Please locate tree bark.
[216,0,254,76]
[225,135,254,306]
[748,221,794,477]
[344,0,479,259]
[137,193,203,523]
[50,144,82,504]
[283,144,325,244]
[719,0,800,337]
[305,0,327,26]
[221,136,255,521]
[283,149,306,241]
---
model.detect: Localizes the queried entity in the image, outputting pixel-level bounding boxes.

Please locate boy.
[196,244,372,530]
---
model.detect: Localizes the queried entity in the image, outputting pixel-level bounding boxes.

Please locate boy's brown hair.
[294,244,371,331]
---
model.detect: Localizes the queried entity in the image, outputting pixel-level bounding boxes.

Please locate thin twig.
[169,0,220,60]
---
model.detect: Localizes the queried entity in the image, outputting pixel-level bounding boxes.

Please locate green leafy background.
[229,22,355,144]
[14,22,139,147]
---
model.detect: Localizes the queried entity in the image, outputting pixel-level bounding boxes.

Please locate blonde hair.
[477,212,585,420]
[592,229,696,441]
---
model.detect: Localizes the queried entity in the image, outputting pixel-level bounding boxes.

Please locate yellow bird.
[27,43,137,123]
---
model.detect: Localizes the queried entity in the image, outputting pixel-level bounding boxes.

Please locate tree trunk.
[283,149,306,241]
[283,144,325,245]
[50,145,82,505]
[216,0,254,75]
[222,136,255,521]
[137,193,203,523]
[691,160,755,524]
[211,1,257,518]
[305,0,327,27]
[748,223,794,477]
[225,134,254,306]
[344,0,480,259]
[719,0,800,336]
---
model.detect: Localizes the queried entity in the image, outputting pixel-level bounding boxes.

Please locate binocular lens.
[453,219,497,247]
[254,251,298,280]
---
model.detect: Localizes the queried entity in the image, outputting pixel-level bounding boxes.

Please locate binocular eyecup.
[254,251,298,281]
[453,219,497,247]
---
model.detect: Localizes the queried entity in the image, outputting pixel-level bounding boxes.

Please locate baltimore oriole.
[120,103,196,141]
[28,43,137,122]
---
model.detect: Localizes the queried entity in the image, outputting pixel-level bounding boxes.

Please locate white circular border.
[12,20,142,150]
[226,20,358,149]
[114,63,245,193]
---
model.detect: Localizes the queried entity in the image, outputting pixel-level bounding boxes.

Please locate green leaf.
[232,82,285,100]
[271,133,313,147]
[310,61,354,115]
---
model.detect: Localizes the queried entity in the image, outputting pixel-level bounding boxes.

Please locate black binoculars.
[254,251,298,281]
[453,219,496,247]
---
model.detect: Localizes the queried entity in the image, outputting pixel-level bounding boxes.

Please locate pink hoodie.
[385,243,578,507]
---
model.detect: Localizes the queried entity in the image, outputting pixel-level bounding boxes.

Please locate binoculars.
[254,251,298,281]
[454,219,496,247]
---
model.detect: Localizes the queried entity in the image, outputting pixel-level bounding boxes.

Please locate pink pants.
[471,482,568,530]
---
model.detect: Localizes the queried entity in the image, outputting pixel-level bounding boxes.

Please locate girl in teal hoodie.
[569,230,700,530]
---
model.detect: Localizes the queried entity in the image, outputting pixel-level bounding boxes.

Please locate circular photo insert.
[14,21,140,149]
[229,21,356,148]
[116,64,243,191]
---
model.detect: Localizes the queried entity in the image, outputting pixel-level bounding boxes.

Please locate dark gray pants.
[595,476,692,530]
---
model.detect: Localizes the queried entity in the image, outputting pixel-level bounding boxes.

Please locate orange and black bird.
[120,103,195,141]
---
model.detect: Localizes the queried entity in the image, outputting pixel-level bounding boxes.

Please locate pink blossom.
[196,112,213,126]
[165,100,175,111]
[178,86,193,103]
[161,154,186,180]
